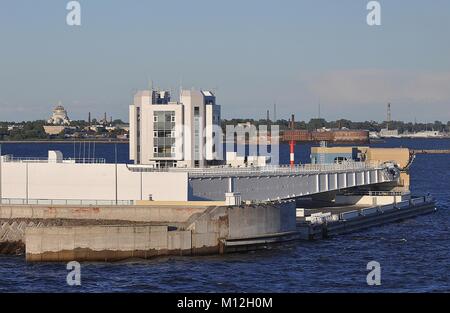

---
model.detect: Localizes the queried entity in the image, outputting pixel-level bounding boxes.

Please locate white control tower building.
[129,89,221,168]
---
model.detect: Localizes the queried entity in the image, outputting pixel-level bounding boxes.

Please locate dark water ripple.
[0,139,449,292]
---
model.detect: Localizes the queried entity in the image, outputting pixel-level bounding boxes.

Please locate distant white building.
[47,102,70,125]
[379,128,399,138]
[129,89,221,168]
[408,130,442,138]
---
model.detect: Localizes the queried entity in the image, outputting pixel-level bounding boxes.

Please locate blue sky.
[0,0,449,122]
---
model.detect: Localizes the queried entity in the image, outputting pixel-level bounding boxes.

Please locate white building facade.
[129,89,221,168]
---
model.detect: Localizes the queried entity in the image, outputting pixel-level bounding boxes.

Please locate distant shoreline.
[0,140,130,144]
[1,136,449,145]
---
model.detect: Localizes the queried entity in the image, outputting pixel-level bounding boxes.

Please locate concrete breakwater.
[0,218,150,255]
[0,197,436,262]
[0,220,32,254]
[297,198,437,240]
[0,202,297,262]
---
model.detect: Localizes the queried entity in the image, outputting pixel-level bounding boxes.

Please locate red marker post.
[289,139,295,168]
[289,114,296,168]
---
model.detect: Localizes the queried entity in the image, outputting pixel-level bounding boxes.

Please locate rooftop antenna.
[273,103,277,122]
[147,77,154,91]
[387,103,392,130]
[318,99,321,119]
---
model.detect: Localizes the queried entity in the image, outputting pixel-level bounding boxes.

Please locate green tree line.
[221,118,450,133]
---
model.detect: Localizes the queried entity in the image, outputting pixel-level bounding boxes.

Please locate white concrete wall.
[181,90,205,167]
[129,104,137,162]
[205,104,221,161]
[0,162,189,201]
[205,104,213,160]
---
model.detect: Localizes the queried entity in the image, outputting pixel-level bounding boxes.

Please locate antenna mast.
[387,103,392,130]
[273,103,277,122]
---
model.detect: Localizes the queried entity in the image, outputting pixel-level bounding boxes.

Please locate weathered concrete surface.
[23,202,298,262]
[26,225,194,262]
[0,204,207,223]
[7,198,438,262]
[227,202,296,239]
[0,220,42,254]
[135,200,226,206]
[1,218,148,255]
[186,202,297,254]
[186,206,229,255]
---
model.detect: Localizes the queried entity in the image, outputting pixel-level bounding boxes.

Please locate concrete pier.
[0,196,437,262]
[0,201,297,261]
[295,197,436,240]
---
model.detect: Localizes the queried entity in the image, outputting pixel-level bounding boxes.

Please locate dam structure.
[0,88,437,262]
[0,152,393,204]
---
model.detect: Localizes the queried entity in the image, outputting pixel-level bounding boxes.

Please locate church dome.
[48,102,70,125]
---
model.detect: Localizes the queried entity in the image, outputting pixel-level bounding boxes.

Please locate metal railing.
[0,198,133,206]
[1,155,106,164]
[342,190,409,196]
[127,161,383,177]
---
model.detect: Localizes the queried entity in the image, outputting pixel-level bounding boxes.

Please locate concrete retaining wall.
[227,202,296,239]
[26,225,193,262]
[23,202,297,262]
[0,205,206,223]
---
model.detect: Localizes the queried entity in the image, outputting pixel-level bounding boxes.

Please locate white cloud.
[297,69,450,121]
[303,69,450,103]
